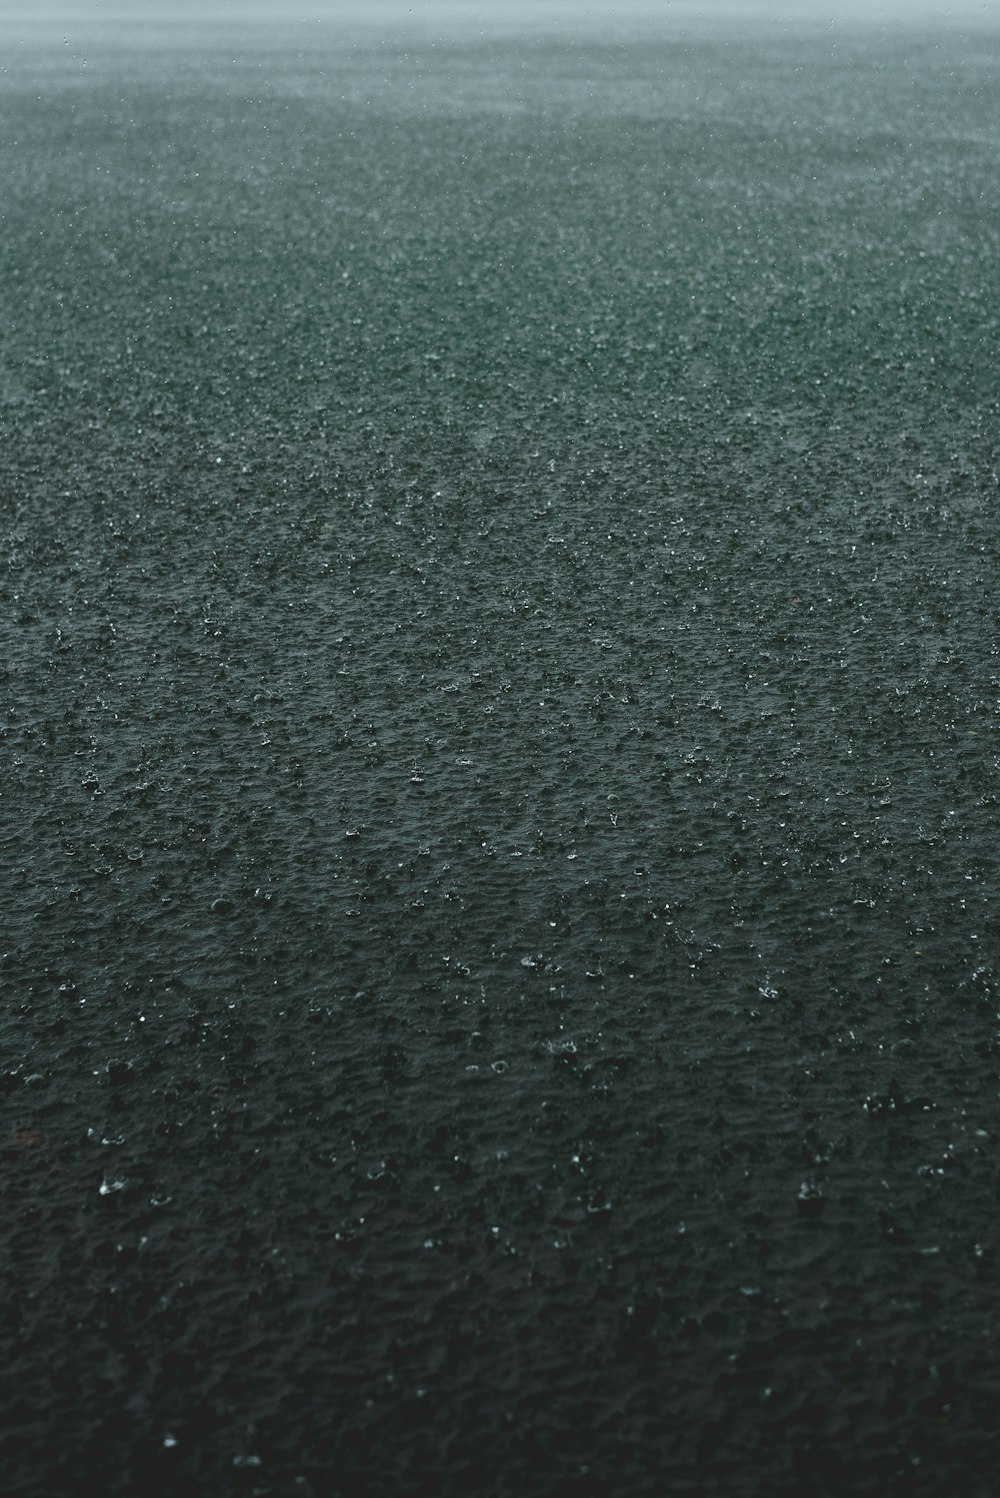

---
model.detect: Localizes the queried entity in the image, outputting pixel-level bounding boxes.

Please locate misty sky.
[4,0,999,52]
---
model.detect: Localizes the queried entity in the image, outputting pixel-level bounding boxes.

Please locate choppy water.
[3,6,1000,1495]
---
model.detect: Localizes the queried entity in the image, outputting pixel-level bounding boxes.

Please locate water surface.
[3,5,1000,1495]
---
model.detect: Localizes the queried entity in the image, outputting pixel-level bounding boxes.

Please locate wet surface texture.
[3,11,1000,1495]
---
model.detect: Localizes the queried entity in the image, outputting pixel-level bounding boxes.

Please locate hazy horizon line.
[4,0,1000,51]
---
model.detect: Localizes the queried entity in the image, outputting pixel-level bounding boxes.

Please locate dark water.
[3,6,1000,1495]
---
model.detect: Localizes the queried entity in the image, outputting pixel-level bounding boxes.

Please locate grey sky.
[4,0,999,51]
